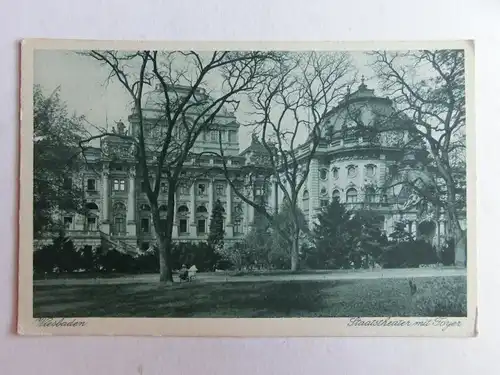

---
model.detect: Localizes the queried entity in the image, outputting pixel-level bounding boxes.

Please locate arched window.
[320,187,327,196]
[196,205,208,214]
[332,190,340,201]
[346,188,358,203]
[365,187,376,203]
[113,202,126,213]
[159,204,168,212]
[140,204,151,211]
[319,169,328,181]
[177,205,189,214]
[85,202,99,211]
[332,167,339,180]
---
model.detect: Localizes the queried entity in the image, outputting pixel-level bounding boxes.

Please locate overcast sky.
[34,50,384,150]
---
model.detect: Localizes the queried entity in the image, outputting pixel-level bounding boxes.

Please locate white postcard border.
[18,39,477,337]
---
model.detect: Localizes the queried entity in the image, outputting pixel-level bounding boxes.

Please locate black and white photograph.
[18,40,475,336]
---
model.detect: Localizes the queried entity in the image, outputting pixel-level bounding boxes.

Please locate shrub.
[440,238,456,266]
[382,240,439,268]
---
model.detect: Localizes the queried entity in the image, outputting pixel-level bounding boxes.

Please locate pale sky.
[34,50,383,151]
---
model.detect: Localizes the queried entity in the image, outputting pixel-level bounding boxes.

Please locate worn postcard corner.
[18,39,475,337]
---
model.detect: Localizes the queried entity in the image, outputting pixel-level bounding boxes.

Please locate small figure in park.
[179,264,189,282]
[188,265,198,280]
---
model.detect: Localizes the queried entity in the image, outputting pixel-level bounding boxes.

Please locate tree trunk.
[150,190,176,283]
[291,237,299,272]
[290,220,300,272]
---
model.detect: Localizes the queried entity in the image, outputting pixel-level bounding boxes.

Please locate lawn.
[33,276,467,318]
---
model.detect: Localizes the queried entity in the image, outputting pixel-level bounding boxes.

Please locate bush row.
[33,236,223,276]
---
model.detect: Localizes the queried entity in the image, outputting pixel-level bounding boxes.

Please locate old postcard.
[18,39,476,336]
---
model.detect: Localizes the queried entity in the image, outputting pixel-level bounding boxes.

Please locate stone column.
[126,166,136,236]
[100,164,110,234]
[189,182,197,236]
[225,183,233,237]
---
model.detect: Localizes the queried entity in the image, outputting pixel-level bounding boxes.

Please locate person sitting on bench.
[179,264,189,282]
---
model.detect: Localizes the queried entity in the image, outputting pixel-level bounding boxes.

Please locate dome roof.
[324,78,396,134]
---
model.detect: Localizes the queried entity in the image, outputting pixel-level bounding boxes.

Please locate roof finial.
[361,75,365,85]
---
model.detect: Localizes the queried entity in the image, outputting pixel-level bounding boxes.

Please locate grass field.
[33,275,467,318]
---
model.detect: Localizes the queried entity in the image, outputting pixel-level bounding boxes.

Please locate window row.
[318,164,377,181]
[63,215,245,236]
[203,129,238,143]
[302,187,387,205]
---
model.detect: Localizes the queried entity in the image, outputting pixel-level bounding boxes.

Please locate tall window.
[332,190,340,201]
[319,169,328,181]
[346,188,358,203]
[196,205,208,214]
[234,219,242,234]
[141,218,150,233]
[114,217,125,234]
[216,184,224,196]
[63,216,73,229]
[179,219,188,234]
[197,219,206,234]
[87,217,97,231]
[332,168,339,180]
[87,178,96,191]
[366,165,376,178]
[198,184,206,196]
[180,184,189,195]
[210,130,218,142]
[160,182,168,192]
[365,187,376,203]
[113,179,126,191]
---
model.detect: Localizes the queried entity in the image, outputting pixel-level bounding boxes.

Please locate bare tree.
[217,52,354,271]
[369,49,467,266]
[81,50,276,282]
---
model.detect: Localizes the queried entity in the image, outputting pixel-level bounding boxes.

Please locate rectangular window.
[197,219,206,234]
[141,218,150,233]
[87,217,96,231]
[198,183,206,196]
[215,184,224,196]
[160,182,167,192]
[180,185,189,195]
[63,216,73,229]
[231,159,240,166]
[210,130,218,142]
[113,179,126,191]
[87,178,96,191]
[114,217,125,234]
[141,242,150,251]
[234,219,242,234]
[179,219,188,234]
